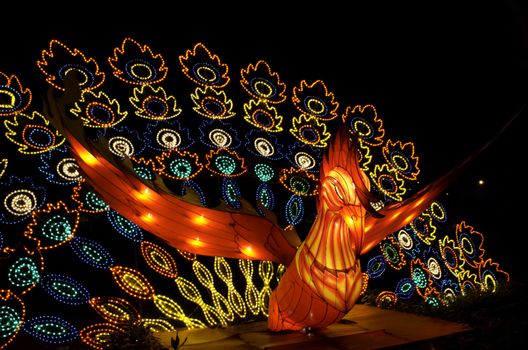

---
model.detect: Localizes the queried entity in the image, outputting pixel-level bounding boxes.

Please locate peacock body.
[0,38,509,348]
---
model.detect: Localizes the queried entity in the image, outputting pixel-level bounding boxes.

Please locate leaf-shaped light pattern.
[256,183,274,215]
[179,43,229,88]
[279,167,319,196]
[142,319,175,332]
[70,91,127,128]
[243,99,283,132]
[70,236,114,269]
[89,296,140,324]
[38,146,82,186]
[284,195,304,226]
[110,266,154,300]
[24,202,79,250]
[107,210,143,242]
[175,277,226,326]
[205,148,247,177]
[193,260,234,321]
[395,278,415,300]
[23,315,78,344]
[129,85,181,120]
[366,255,386,278]
[199,119,240,149]
[109,38,168,85]
[140,241,178,279]
[191,87,235,119]
[239,260,260,316]
[215,257,246,318]
[382,140,420,181]
[240,60,286,103]
[4,112,64,154]
[221,178,241,209]
[37,39,104,92]
[79,323,124,350]
[155,149,203,180]
[40,273,90,305]
[369,164,406,202]
[343,104,385,146]
[152,294,206,329]
[455,221,485,268]
[0,71,32,116]
[289,114,331,147]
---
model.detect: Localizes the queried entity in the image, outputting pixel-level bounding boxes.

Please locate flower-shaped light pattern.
[191,87,235,119]
[199,119,241,149]
[438,235,464,277]
[342,104,385,147]
[289,114,331,148]
[382,140,420,181]
[396,227,422,259]
[0,175,46,225]
[243,99,283,132]
[24,202,79,250]
[375,291,398,308]
[439,278,460,304]
[0,71,32,116]
[70,91,127,128]
[144,120,194,152]
[410,213,437,245]
[279,167,319,196]
[292,80,338,121]
[477,258,510,292]
[108,38,167,85]
[240,60,286,103]
[422,246,445,284]
[179,43,229,88]
[205,148,247,177]
[130,157,157,181]
[38,145,82,186]
[455,221,485,268]
[129,85,181,120]
[410,258,432,298]
[286,143,322,173]
[369,164,406,202]
[0,288,26,348]
[4,112,65,155]
[380,236,406,270]
[245,129,284,161]
[155,149,203,181]
[37,39,105,92]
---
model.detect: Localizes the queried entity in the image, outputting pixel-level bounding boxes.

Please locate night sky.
[1,2,526,279]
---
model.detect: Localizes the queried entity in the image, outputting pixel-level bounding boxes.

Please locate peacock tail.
[0,38,509,348]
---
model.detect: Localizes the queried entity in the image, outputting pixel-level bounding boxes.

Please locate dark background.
[0,1,526,279]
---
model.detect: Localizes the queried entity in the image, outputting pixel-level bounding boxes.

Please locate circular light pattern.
[366,255,386,278]
[40,273,90,305]
[56,158,81,181]
[107,210,143,242]
[429,201,447,222]
[169,158,193,178]
[395,278,415,300]
[442,287,457,304]
[4,189,37,216]
[143,96,168,117]
[441,245,459,270]
[214,156,236,175]
[192,63,221,85]
[134,166,155,181]
[427,257,442,280]
[0,306,21,339]
[304,96,327,116]
[412,267,428,289]
[41,215,72,242]
[57,63,97,90]
[397,229,413,250]
[22,125,55,149]
[250,77,276,99]
[108,136,134,158]
[8,257,40,288]
[70,236,114,270]
[254,138,275,157]
[125,59,157,83]
[481,270,498,293]
[254,163,274,182]
[23,315,78,344]
[156,128,181,149]
[294,152,316,170]
[85,191,109,211]
[208,129,232,148]
[289,176,310,195]
[375,291,398,308]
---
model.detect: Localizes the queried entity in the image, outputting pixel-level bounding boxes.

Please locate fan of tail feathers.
[0,38,509,348]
